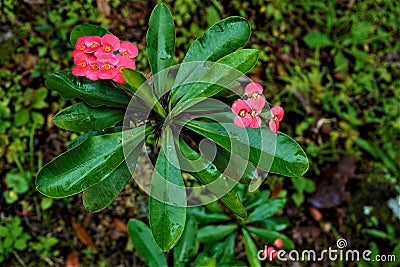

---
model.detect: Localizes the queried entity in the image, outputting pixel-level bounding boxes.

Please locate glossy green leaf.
[261,216,290,231]
[53,102,124,132]
[174,216,198,267]
[177,139,247,219]
[187,207,230,223]
[169,16,251,106]
[127,219,168,267]
[219,233,235,263]
[149,126,186,251]
[184,118,309,177]
[213,148,257,186]
[184,16,250,63]
[46,70,131,108]
[270,132,310,176]
[194,255,217,267]
[82,141,143,212]
[183,118,274,172]
[146,3,175,96]
[70,24,109,47]
[247,226,295,249]
[68,127,122,150]
[247,197,286,223]
[172,49,258,111]
[36,125,149,198]
[244,190,270,211]
[197,225,237,243]
[122,68,167,119]
[242,228,261,267]
[121,68,148,94]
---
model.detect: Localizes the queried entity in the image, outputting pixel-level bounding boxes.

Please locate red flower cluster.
[72,34,138,84]
[231,82,284,132]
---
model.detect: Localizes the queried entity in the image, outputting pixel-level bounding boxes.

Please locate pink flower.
[72,52,96,77]
[75,36,88,52]
[245,82,263,95]
[248,109,262,128]
[231,99,252,128]
[113,57,136,84]
[85,63,100,81]
[265,246,277,261]
[274,238,283,249]
[96,53,119,79]
[118,41,139,58]
[269,106,284,133]
[100,34,120,53]
[245,82,265,112]
[84,36,101,53]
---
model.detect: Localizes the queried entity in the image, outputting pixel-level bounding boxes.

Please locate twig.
[13,251,27,267]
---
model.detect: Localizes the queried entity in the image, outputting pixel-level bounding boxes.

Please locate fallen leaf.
[71,217,98,252]
[113,218,127,233]
[308,156,357,208]
[66,252,79,267]
[308,207,323,221]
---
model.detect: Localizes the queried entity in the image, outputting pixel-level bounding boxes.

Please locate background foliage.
[0,0,399,265]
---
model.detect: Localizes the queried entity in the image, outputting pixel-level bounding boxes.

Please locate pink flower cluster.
[264,238,283,261]
[231,82,284,132]
[72,34,138,84]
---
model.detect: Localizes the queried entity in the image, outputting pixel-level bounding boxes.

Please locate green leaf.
[146,3,175,96]
[121,69,148,94]
[174,215,198,267]
[244,190,270,211]
[70,24,109,47]
[172,49,258,111]
[82,141,143,212]
[31,87,49,109]
[184,118,309,178]
[261,216,290,231]
[187,207,231,223]
[122,68,167,119]
[46,70,131,108]
[127,219,168,267]
[303,31,334,48]
[247,226,295,249]
[5,172,31,194]
[197,225,237,243]
[247,198,286,223]
[270,133,309,176]
[242,228,261,267]
[36,125,149,198]
[68,126,122,150]
[53,102,124,132]
[169,16,251,106]
[194,255,217,267]
[365,229,390,240]
[176,139,247,219]
[184,16,251,63]
[149,126,186,251]
[213,148,258,186]
[219,233,235,263]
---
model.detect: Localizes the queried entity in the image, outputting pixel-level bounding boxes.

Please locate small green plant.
[0,216,31,263]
